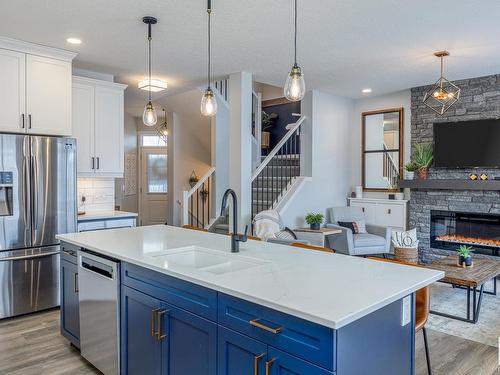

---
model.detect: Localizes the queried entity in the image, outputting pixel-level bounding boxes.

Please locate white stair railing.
[182,167,215,228]
[251,115,305,220]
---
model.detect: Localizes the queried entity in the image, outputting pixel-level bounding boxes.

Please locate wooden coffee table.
[422,256,500,323]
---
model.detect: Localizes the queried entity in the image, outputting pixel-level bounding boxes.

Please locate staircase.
[252,154,300,214]
[251,115,305,221]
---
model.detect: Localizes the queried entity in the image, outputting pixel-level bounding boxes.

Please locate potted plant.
[457,245,474,267]
[404,161,419,180]
[413,143,433,180]
[305,213,324,230]
[261,111,278,150]
[189,171,199,188]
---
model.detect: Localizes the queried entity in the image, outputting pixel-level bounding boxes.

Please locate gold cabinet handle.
[157,309,168,341]
[265,358,276,375]
[151,308,160,337]
[249,319,283,334]
[254,353,264,375]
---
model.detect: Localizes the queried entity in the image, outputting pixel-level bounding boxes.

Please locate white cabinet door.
[0,49,25,133]
[26,55,72,135]
[375,204,404,228]
[94,86,124,175]
[72,82,95,174]
[350,201,376,224]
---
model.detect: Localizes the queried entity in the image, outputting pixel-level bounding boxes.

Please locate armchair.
[325,207,391,256]
[253,210,310,245]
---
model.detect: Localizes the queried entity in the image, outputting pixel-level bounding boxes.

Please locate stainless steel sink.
[149,246,267,275]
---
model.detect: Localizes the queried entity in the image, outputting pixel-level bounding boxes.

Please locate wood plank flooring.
[0,309,498,374]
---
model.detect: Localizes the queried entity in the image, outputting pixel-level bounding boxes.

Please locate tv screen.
[433,119,500,168]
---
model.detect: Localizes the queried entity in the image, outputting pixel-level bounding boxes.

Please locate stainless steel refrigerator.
[0,134,76,319]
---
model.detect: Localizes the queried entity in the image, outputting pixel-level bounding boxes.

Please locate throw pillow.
[353,220,367,234]
[392,228,418,247]
[274,227,297,240]
[338,221,359,234]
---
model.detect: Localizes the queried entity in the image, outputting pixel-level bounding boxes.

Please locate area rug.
[426,278,499,347]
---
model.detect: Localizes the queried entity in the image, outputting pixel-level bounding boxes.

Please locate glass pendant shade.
[284,65,305,102]
[143,101,157,126]
[200,88,217,117]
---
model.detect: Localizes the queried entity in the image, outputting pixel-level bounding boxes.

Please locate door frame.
[137,131,167,226]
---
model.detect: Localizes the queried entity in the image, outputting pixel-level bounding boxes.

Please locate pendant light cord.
[207,0,212,89]
[148,23,152,102]
[294,0,298,66]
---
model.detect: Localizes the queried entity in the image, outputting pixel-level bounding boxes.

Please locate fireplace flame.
[436,234,500,248]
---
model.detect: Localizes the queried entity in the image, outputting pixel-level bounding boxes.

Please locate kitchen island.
[57,225,443,375]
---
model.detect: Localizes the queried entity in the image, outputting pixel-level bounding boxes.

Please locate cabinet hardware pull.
[157,309,168,340]
[96,157,100,170]
[265,358,276,375]
[91,157,95,170]
[22,114,25,129]
[362,207,365,212]
[249,319,283,334]
[151,308,160,337]
[254,353,264,375]
[387,209,391,214]
[28,114,32,129]
[74,273,78,293]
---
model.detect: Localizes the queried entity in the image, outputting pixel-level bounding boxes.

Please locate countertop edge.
[57,235,444,330]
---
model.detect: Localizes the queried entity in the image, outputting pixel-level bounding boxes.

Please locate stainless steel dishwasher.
[78,251,120,375]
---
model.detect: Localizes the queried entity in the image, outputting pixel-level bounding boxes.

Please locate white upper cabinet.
[26,55,72,135]
[0,37,76,136]
[72,76,127,177]
[0,49,25,133]
[72,82,95,174]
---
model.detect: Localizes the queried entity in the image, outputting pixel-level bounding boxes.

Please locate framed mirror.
[362,108,404,191]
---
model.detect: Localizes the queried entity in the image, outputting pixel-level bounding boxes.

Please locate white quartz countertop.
[77,210,138,222]
[57,225,443,329]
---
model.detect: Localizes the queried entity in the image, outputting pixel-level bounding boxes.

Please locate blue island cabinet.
[60,244,80,348]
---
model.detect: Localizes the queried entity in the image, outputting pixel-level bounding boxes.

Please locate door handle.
[92,157,95,170]
[387,209,392,214]
[254,353,264,375]
[157,309,168,341]
[0,251,60,262]
[74,273,79,293]
[151,308,160,337]
[265,358,276,375]
[96,157,100,170]
[28,114,32,129]
[22,114,25,129]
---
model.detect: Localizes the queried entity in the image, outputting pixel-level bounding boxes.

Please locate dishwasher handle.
[80,256,115,280]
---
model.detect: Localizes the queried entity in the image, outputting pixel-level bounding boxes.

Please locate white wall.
[252,82,283,101]
[281,90,354,227]
[350,90,411,195]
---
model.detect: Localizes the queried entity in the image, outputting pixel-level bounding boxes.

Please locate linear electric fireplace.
[430,210,500,257]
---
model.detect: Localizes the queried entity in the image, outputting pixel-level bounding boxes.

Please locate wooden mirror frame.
[361,107,404,192]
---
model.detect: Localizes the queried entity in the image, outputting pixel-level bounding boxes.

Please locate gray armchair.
[325,207,391,256]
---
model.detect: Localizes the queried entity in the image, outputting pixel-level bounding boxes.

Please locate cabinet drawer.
[349,201,376,224]
[268,347,334,375]
[375,205,404,228]
[218,293,335,371]
[104,218,136,229]
[122,262,217,321]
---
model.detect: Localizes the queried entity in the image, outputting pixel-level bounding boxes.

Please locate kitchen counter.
[57,225,442,329]
[77,210,138,222]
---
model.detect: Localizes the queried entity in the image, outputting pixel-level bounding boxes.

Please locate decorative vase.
[405,171,415,180]
[310,223,320,230]
[458,255,472,267]
[418,167,428,180]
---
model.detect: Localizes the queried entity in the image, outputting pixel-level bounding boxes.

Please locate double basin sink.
[147,246,268,275]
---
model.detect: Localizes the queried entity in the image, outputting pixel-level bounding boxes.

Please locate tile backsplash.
[77,177,115,212]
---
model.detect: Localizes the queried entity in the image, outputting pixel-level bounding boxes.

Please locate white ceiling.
[1,0,500,108]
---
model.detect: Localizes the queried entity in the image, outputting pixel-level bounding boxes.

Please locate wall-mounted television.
[433,119,500,168]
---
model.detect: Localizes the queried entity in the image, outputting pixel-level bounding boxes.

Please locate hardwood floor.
[0,309,498,375]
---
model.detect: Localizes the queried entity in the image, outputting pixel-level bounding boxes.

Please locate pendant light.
[284,0,305,102]
[142,16,158,126]
[200,0,218,117]
[423,51,460,115]
[156,108,169,143]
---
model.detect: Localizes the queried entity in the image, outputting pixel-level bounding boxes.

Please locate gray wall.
[409,74,500,261]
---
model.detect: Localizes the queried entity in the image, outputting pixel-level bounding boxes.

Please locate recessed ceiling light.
[138,78,168,93]
[362,88,372,94]
[66,38,82,45]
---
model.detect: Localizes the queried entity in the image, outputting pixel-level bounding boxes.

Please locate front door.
[139,147,167,226]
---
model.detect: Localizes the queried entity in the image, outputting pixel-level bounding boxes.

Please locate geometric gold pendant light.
[423,51,461,115]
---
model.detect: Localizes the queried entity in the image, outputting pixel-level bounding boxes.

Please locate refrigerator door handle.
[30,154,39,231]
[0,251,60,262]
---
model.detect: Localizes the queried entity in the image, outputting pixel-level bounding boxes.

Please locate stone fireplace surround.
[409,73,500,262]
